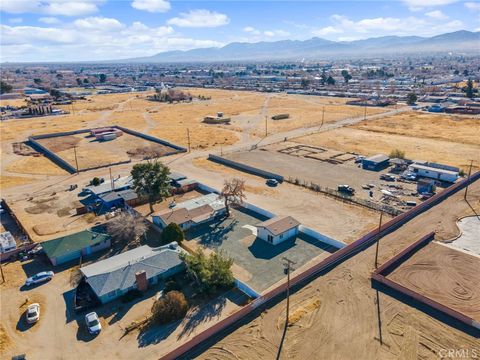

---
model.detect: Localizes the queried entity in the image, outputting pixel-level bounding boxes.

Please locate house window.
[280,233,284,239]
[267,234,273,243]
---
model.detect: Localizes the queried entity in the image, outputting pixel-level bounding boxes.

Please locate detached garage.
[42,230,111,266]
[256,216,300,245]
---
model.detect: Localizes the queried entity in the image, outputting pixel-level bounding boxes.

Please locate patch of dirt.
[32,223,63,236]
[127,145,172,158]
[37,135,81,153]
[12,142,40,156]
[0,324,12,353]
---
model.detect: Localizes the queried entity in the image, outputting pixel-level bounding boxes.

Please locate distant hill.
[116,30,480,63]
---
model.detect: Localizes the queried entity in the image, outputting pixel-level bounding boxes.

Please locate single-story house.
[42,230,111,266]
[362,154,390,171]
[152,193,226,230]
[84,176,133,196]
[80,243,184,304]
[97,189,140,209]
[256,216,300,245]
[0,232,16,253]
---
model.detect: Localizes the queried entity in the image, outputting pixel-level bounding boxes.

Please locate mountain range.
[120,30,479,63]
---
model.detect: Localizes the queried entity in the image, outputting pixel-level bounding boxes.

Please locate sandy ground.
[0,257,246,360]
[296,127,480,172]
[387,242,480,322]
[194,179,480,360]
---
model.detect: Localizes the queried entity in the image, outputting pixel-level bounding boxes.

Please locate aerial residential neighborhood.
[1,1,479,360]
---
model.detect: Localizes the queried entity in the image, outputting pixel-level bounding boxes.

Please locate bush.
[91,177,101,186]
[164,279,181,292]
[389,149,406,159]
[161,223,184,244]
[151,290,189,324]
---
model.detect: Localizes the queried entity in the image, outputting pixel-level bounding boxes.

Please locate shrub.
[91,177,101,186]
[161,223,184,244]
[151,290,189,324]
[389,149,405,159]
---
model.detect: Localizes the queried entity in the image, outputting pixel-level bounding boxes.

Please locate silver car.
[25,271,54,286]
[26,303,40,324]
[85,312,102,334]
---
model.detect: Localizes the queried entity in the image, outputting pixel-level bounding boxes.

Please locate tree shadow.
[136,318,181,347]
[176,293,227,340]
[190,219,239,248]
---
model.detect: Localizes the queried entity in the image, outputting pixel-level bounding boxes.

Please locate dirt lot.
[295,112,480,172]
[194,179,480,360]
[36,131,180,171]
[224,143,420,207]
[387,242,480,323]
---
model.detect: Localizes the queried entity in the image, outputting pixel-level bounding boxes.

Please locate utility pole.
[73,146,79,173]
[364,104,367,121]
[321,106,325,127]
[464,160,473,200]
[186,128,191,152]
[282,257,296,325]
[265,115,268,137]
[109,167,114,191]
[374,212,384,269]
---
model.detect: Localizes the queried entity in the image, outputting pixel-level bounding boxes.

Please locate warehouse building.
[362,154,390,171]
[408,163,459,183]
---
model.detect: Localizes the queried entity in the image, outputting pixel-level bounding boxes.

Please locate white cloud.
[8,17,23,24]
[313,14,464,39]
[465,2,480,10]
[401,0,459,11]
[0,0,104,16]
[425,10,448,19]
[74,16,124,31]
[131,0,170,13]
[0,19,222,62]
[39,17,60,24]
[167,9,229,28]
[312,26,344,36]
[263,29,290,37]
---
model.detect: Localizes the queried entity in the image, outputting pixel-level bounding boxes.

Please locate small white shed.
[256,216,300,245]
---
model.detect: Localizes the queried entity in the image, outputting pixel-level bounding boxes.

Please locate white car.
[25,271,54,286]
[26,303,40,324]
[85,312,102,334]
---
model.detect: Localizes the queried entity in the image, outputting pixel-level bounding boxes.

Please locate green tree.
[326,76,335,85]
[300,78,310,89]
[50,89,62,99]
[161,223,184,244]
[131,160,171,214]
[99,73,107,83]
[0,81,13,94]
[341,70,352,84]
[406,92,417,105]
[83,78,89,84]
[465,78,474,99]
[181,249,234,294]
[151,290,189,325]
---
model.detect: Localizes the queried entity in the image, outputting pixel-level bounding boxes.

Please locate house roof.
[41,230,110,259]
[364,154,389,163]
[168,172,187,182]
[80,243,183,298]
[99,189,138,203]
[85,176,132,196]
[256,216,300,236]
[409,163,458,176]
[155,204,214,226]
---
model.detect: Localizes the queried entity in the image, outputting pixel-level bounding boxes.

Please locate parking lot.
[185,207,338,293]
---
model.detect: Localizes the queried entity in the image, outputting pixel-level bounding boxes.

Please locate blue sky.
[1,0,479,62]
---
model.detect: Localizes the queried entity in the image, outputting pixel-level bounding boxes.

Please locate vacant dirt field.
[195,179,480,360]
[296,127,480,172]
[36,131,179,170]
[387,242,480,322]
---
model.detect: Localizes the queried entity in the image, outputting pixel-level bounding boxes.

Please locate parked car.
[85,312,102,334]
[25,271,54,286]
[380,174,396,182]
[338,185,355,195]
[26,303,40,324]
[401,172,417,181]
[266,179,279,187]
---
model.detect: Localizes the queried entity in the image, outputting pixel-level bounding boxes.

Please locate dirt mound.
[127,145,171,158]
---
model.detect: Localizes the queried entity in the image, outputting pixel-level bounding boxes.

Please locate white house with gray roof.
[80,242,185,304]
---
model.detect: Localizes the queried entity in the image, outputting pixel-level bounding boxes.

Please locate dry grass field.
[295,112,480,172]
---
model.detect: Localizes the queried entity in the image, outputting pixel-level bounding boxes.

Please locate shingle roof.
[256,216,300,236]
[80,244,184,298]
[364,154,389,163]
[155,204,214,226]
[42,230,110,259]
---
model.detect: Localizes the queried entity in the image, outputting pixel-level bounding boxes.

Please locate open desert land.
[295,111,480,172]
[387,242,480,323]
[194,179,480,360]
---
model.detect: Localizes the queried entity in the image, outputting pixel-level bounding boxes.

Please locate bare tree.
[107,212,148,245]
[219,178,246,217]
